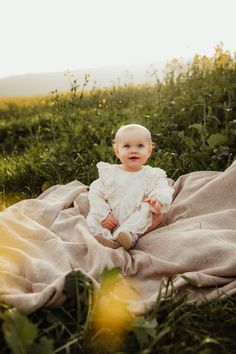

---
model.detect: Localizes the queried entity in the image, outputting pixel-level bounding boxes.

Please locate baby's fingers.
[111,222,117,228]
[149,197,156,205]
[104,222,113,231]
[144,197,151,203]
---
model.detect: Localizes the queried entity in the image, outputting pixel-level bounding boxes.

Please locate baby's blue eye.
[123,144,130,149]
[137,144,144,148]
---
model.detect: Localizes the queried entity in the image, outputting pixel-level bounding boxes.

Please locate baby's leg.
[140,213,164,237]
[115,213,163,249]
[113,204,163,249]
[86,213,120,248]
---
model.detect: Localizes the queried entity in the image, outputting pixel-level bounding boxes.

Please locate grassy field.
[0,45,236,353]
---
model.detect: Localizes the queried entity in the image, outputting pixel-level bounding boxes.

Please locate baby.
[86,124,174,250]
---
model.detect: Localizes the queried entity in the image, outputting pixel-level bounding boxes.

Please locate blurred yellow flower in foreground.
[92,267,138,335]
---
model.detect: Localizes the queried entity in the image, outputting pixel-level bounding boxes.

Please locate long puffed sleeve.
[146,167,175,214]
[87,178,111,222]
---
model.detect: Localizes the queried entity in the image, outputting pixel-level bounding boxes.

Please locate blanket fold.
[0,161,236,315]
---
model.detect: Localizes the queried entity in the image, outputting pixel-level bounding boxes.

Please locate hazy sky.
[1,0,235,79]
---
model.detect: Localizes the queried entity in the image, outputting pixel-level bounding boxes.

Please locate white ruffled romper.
[86,162,174,240]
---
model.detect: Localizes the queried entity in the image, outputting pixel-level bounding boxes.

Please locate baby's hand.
[101,213,118,231]
[144,197,161,215]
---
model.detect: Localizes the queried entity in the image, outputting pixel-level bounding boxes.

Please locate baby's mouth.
[129,156,139,160]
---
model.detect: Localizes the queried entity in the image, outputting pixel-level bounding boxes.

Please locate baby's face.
[114,128,152,172]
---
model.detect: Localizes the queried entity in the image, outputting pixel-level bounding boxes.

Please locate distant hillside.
[0,63,166,97]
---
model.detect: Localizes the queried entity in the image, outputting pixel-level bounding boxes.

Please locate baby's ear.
[113,143,118,156]
[148,143,155,156]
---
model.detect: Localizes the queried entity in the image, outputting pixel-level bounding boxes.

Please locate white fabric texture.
[86,162,175,239]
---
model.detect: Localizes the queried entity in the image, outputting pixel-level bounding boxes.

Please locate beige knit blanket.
[0,161,236,315]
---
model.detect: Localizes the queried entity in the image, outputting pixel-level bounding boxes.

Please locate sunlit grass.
[0,193,26,211]
[0,95,50,108]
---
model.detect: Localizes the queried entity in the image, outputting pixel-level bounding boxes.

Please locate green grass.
[0,45,236,353]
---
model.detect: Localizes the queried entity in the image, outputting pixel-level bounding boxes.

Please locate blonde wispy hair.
[113,124,155,148]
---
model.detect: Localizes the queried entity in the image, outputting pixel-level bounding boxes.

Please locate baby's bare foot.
[95,234,120,249]
[116,231,137,250]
